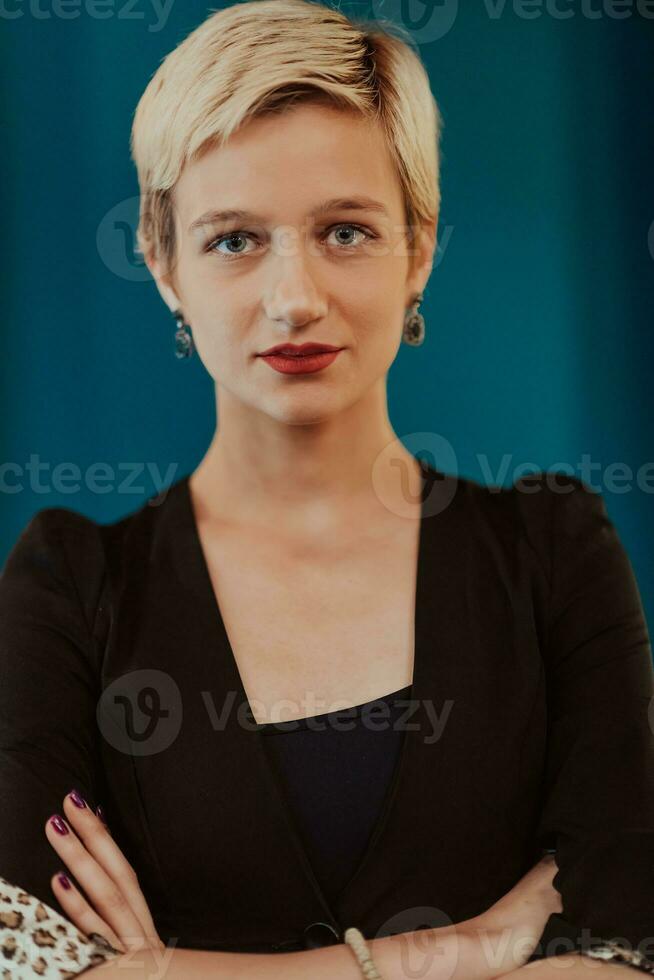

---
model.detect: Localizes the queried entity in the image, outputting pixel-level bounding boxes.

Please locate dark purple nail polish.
[68,789,87,809]
[96,804,107,826]
[57,872,72,890]
[49,814,69,835]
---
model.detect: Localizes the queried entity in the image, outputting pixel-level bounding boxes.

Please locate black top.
[0,460,653,965]
[259,684,412,909]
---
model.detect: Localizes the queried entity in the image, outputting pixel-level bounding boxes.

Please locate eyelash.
[204,223,378,260]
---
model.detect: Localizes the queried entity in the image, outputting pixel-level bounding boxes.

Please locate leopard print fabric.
[0,875,121,978]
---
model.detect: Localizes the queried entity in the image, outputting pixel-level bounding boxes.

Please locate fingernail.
[57,872,72,890]
[69,789,87,809]
[88,932,121,954]
[96,804,107,825]
[49,814,69,835]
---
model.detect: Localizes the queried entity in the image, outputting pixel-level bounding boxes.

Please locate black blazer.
[1,459,653,964]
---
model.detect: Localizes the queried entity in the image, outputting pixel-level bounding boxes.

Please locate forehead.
[173,103,405,228]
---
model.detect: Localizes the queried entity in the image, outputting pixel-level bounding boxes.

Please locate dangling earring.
[173,309,195,359]
[402,292,425,346]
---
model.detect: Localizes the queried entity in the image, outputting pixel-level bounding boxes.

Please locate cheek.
[349,299,405,350]
[181,313,240,378]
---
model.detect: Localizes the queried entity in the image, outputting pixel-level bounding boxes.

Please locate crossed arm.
[80,926,631,980]
[44,794,628,980]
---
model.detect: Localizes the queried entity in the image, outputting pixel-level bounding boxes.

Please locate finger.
[62,791,162,947]
[45,811,148,952]
[95,803,111,834]
[50,871,126,954]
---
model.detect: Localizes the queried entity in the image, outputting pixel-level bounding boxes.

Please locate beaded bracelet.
[344,926,386,979]
[581,941,654,975]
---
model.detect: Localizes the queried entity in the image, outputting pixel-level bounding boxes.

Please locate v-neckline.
[176,455,439,933]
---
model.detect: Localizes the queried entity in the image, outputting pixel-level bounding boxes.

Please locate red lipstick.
[258,342,344,375]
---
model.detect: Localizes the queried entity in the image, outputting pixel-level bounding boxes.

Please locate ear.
[144,252,183,315]
[406,214,438,303]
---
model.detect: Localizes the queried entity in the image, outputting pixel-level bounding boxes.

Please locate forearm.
[81,924,493,980]
[82,940,364,980]
[492,951,638,978]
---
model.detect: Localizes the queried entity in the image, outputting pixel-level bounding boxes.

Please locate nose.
[263,240,328,330]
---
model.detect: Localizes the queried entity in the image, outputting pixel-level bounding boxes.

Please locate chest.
[102,482,551,951]
[195,518,421,723]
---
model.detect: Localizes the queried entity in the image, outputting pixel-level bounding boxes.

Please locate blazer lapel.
[103,459,501,951]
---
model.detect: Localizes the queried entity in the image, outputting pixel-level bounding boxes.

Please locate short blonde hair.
[130,0,443,275]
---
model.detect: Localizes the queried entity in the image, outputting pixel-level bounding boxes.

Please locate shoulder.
[440,466,605,520]
[4,474,189,569]
[424,462,604,525]
[509,470,607,526]
[1,475,189,611]
[507,472,611,584]
[423,463,610,575]
[1,506,102,584]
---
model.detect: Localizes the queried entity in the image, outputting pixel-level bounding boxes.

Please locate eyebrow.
[187,196,390,234]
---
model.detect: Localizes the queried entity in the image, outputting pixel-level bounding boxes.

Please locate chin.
[260,391,350,426]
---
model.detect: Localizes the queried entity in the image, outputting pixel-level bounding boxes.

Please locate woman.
[1,1,653,977]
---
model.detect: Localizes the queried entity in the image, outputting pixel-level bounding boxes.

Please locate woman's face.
[149,103,436,424]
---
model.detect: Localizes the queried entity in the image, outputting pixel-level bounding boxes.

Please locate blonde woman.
[1,1,653,978]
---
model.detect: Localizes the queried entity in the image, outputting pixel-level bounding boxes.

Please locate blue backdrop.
[2,0,653,630]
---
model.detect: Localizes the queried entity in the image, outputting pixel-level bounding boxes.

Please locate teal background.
[1,2,653,628]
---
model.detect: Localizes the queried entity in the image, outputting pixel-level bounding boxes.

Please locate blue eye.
[211,232,255,257]
[206,223,376,259]
[325,224,371,247]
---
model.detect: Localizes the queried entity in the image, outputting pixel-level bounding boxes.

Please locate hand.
[372,855,562,980]
[461,853,563,976]
[45,789,165,956]
[475,853,562,932]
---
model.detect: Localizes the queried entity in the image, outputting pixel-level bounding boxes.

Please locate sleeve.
[0,873,121,977]
[0,509,113,972]
[520,474,654,969]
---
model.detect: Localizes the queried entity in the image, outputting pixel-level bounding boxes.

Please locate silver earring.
[402,292,425,346]
[173,310,195,359]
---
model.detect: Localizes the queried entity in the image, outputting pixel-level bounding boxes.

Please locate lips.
[258,346,343,375]
[259,342,343,357]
